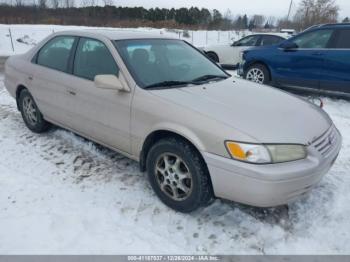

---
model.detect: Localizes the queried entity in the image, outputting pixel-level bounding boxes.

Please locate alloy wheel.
[155,153,193,201]
[22,96,38,126]
[246,68,265,84]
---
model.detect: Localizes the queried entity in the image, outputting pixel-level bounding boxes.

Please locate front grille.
[312,126,338,157]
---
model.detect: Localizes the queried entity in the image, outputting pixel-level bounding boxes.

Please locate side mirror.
[280,41,298,51]
[94,75,130,92]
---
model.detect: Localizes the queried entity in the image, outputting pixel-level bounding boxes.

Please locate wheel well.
[139,130,214,195]
[246,61,272,81]
[140,130,203,172]
[15,85,27,110]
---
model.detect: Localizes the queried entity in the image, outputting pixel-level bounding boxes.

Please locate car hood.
[150,77,332,144]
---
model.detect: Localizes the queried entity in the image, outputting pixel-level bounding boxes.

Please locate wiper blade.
[191,74,228,83]
[144,81,194,89]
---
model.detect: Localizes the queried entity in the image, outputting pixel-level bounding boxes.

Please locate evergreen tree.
[242,14,249,29]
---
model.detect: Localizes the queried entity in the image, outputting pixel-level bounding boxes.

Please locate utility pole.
[287,0,293,21]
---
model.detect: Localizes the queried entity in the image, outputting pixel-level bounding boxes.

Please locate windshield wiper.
[191,74,228,83]
[144,81,195,89]
[144,75,228,89]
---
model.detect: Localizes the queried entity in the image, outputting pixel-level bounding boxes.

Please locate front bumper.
[203,126,342,207]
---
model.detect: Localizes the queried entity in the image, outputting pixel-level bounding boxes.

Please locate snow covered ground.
[0,24,253,56]
[0,72,350,254]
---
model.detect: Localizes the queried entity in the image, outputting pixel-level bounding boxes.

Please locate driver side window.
[292,30,334,49]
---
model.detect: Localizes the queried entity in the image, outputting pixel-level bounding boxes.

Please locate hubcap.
[246,68,265,84]
[155,153,193,201]
[22,96,38,125]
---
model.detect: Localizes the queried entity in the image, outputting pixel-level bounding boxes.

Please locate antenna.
[287,0,293,20]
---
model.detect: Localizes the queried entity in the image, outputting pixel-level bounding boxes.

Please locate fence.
[0,25,252,56]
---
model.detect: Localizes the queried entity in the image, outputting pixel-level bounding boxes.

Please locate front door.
[274,29,334,90]
[65,37,133,154]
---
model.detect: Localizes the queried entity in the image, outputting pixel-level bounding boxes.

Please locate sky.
[105,0,350,19]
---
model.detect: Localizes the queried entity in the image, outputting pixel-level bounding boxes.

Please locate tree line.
[0,0,344,31]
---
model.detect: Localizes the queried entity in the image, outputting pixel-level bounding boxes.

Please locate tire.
[206,52,219,63]
[146,137,213,213]
[244,63,270,85]
[18,89,50,133]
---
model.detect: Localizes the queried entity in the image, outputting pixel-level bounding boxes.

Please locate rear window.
[334,30,350,49]
[260,35,284,46]
[37,36,76,72]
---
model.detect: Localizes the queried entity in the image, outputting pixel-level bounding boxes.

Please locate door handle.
[67,90,76,96]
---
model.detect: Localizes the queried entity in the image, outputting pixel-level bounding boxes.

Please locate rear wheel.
[146,137,213,213]
[206,52,219,63]
[245,64,270,85]
[18,89,50,133]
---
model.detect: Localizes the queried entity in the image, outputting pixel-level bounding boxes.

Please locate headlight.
[266,144,307,163]
[225,141,307,164]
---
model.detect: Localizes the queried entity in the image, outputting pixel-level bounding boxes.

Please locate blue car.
[239,23,350,97]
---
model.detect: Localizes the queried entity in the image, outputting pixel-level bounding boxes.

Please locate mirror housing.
[280,41,298,51]
[94,75,130,92]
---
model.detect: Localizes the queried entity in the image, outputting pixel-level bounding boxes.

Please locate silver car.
[4,30,342,213]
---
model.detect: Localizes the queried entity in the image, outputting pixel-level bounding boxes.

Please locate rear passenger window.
[73,38,119,81]
[261,36,284,46]
[334,30,350,48]
[37,36,76,72]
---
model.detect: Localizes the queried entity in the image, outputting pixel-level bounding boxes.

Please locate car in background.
[280,29,296,36]
[202,33,287,68]
[239,23,350,97]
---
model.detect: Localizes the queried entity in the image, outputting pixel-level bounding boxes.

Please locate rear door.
[320,29,350,94]
[274,29,334,90]
[31,35,78,125]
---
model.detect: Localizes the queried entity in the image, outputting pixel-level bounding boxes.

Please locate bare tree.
[82,0,96,6]
[294,0,339,29]
[64,0,75,8]
[15,0,23,6]
[267,16,277,27]
[102,0,114,6]
[50,0,59,8]
[38,0,47,8]
[252,15,266,28]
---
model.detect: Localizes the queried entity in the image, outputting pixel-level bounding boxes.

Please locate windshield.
[114,39,228,89]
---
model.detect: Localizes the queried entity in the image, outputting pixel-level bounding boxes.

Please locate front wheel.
[244,64,270,85]
[146,138,213,213]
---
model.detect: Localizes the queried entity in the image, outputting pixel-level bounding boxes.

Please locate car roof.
[53,29,176,40]
[306,23,350,31]
[245,33,287,38]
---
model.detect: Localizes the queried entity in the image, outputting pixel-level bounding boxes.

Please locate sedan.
[4,30,342,213]
[202,33,287,68]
